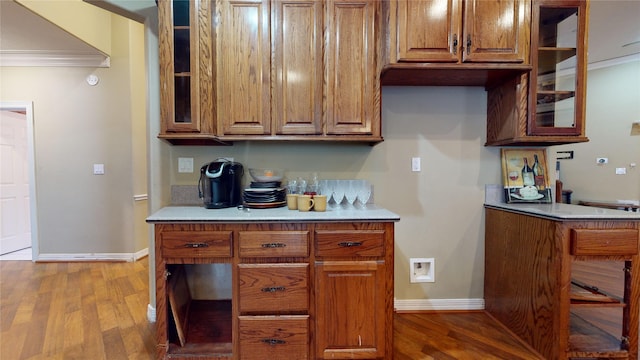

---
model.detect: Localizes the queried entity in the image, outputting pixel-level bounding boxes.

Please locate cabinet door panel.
[325,0,378,135]
[217,0,271,135]
[397,0,462,62]
[315,261,385,359]
[463,0,530,63]
[273,0,323,135]
[160,0,210,133]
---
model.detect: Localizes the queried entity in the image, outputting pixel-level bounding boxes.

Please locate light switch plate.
[615,167,627,175]
[93,163,105,175]
[178,157,194,173]
[411,157,421,172]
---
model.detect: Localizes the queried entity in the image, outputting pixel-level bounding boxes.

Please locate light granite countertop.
[147,205,400,223]
[485,201,640,220]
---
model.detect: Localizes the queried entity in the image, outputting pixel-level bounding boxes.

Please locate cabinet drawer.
[238,264,309,313]
[239,231,309,257]
[161,231,232,258]
[570,229,639,256]
[315,230,385,257]
[239,315,309,360]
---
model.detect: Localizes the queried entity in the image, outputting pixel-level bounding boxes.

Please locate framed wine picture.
[501,148,552,203]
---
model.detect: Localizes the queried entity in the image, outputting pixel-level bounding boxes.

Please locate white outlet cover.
[615,167,627,175]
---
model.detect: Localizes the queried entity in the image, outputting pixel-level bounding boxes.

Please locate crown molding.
[0,50,110,67]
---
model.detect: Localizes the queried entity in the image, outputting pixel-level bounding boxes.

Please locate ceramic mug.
[313,195,327,212]
[297,195,315,212]
[286,194,299,210]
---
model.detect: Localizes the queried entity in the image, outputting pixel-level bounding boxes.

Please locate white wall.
[0,13,148,259]
[163,86,502,301]
[552,58,640,203]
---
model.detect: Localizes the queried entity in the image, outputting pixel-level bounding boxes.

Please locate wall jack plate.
[410,258,435,283]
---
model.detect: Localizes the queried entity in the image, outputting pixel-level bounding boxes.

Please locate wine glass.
[356,180,371,208]
[332,180,346,208]
[344,180,358,207]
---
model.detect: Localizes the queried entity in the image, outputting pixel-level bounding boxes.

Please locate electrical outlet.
[409,258,435,283]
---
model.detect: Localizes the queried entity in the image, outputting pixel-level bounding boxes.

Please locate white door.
[0,109,31,255]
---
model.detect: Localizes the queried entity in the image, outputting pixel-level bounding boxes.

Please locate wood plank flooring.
[0,258,623,359]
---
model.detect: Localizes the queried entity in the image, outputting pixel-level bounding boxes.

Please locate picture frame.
[501,148,552,203]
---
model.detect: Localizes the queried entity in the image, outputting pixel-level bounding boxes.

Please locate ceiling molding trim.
[0,50,110,68]
[588,53,640,71]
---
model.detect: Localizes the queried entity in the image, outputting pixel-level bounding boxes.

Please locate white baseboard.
[394,298,485,311]
[147,304,156,323]
[36,247,149,262]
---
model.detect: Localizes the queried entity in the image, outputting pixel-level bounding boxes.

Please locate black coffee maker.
[198,160,244,209]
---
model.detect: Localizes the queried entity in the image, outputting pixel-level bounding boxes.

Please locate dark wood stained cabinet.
[485,0,589,146]
[153,221,394,359]
[158,0,382,145]
[485,207,639,360]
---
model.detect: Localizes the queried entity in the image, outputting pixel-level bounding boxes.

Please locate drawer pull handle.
[261,243,286,248]
[338,241,362,247]
[184,243,209,248]
[261,286,286,293]
[261,338,286,346]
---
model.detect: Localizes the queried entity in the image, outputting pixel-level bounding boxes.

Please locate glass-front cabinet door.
[528,0,588,136]
[159,0,213,133]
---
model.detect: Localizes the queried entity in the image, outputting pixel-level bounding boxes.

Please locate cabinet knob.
[338,241,362,247]
[184,242,209,248]
[261,286,286,293]
[261,243,286,248]
[452,34,458,55]
[261,338,286,346]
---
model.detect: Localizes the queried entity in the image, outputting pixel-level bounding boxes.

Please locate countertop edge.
[146,205,401,223]
[485,202,640,220]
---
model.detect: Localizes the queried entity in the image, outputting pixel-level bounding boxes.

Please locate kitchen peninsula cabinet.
[157,0,383,145]
[484,203,639,359]
[147,206,398,359]
[485,0,589,146]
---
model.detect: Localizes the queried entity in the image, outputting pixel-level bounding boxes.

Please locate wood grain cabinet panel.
[394,0,530,64]
[325,0,380,136]
[216,0,272,135]
[272,0,323,135]
[161,230,233,258]
[315,261,386,359]
[485,207,639,359]
[153,221,394,359]
[238,263,309,313]
[238,315,309,360]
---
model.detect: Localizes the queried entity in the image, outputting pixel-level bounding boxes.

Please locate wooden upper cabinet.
[158,0,214,134]
[463,0,530,63]
[216,0,271,135]
[272,0,323,135]
[485,0,589,146]
[325,0,380,136]
[394,0,530,64]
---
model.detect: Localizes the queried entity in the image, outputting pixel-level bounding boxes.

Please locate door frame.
[1,101,38,261]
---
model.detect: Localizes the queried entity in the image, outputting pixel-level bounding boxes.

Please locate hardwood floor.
[0,259,155,359]
[0,258,624,359]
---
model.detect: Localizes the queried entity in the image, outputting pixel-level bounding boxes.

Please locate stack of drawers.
[237,229,310,359]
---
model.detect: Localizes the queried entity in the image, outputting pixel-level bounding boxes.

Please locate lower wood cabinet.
[153,221,394,359]
[484,207,639,360]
